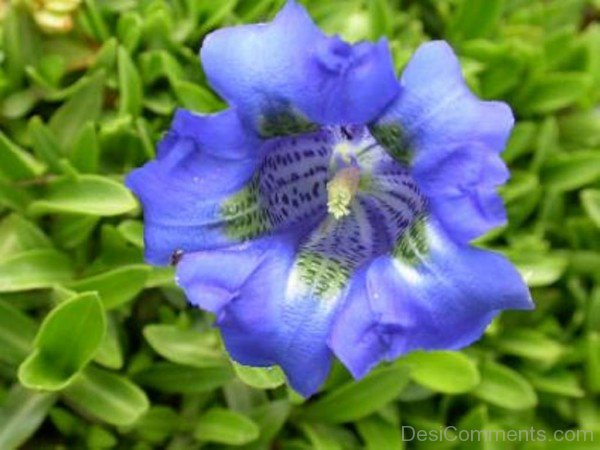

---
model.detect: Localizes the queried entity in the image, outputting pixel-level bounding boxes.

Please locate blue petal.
[175,183,422,396]
[328,217,532,379]
[375,41,514,160]
[200,0,399,132]
[176,234,290,367]
[126,108,260,265]
[176,232,339,396]
[414,143,510,242]
[127,110,336,266]
[372,41,514,242]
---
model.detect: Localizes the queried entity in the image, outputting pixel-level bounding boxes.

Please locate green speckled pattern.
[393,214,429,266]
[369,123,413,165]
[220,175,271,240]
[259,108,319,139]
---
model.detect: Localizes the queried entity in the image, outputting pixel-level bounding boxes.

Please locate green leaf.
[586,333,600,393]
[29,174,138,216]
[233,362,286,390]
[248,400,291,446]
[134,362,234,393]
[368,0,393,39]
[70,122,100,173]
[0,385,56,450]
[49,71,105,150]
[51,215,99,249]
[68,265,150,309]
[508,250,568,287]
[94,315,124,369]
[127,406,180,444]
[526,370,584,398]
[356,417,403,450]
[531,116,559,172]
[587,287,600,332]
[117,220,144,248]
[86,426,117,449]
[403,351,480,394]
[2,5,42,85]
[118,46,143,116]
[0,131,45,181]
[449,0,504,42]
[28,117,66,174]
[502,122,537,163]
[63,365,149,426]
[172,79,224,112]
[139,50,184,85]
[301,364,410,423]
[18,293,106,391]
[117,12,143,53]
[143,324,227,368]
[501,168,538,201]
[1,88,40,119]
[0,214,52,258]
[91,37,117,72]
[0,179,32,213]
[0,249,72,292]
[472,361,537,410]
[559,111,600,148]
[542,151,600,192]
[300,423,344,450]
[517,73,593,116]
[494,329,565,363]
[48,407,83,438]
[581,189,600,228]
[193,408,259,446]
[145,266,176,288]
[81,0,111,41]
[0,300,37,365]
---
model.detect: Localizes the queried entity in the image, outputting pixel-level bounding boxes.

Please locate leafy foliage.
[0,0,599,448]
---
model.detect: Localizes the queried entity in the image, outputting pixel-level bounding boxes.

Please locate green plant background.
[1,0,600,448]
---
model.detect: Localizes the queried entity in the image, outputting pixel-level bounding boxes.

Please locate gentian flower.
[127,1,533,396]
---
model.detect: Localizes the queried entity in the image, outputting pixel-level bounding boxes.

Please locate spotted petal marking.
[288,142,428,302]
[221,130,333,241]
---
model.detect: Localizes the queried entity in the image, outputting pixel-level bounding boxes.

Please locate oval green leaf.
[542,151,600,192]
[133,362,234,393]
[143,324,227,368]
[581,189,600,228]
[301,364,410,423]
[118,46,143,116]
[472,361,537,410]
[300,423,344,450]
[68,265,150,309]
[0,131,45,181]
[94,315,124,369]
[0,214,51,258]
[233,362,286,389]
[0,300,37,365]
[404,350,480,394]
[63,365,149,426]
[29,174,138,216]
[0,385,56,450]
[494,329,564,363]
[508,251,568,287]
[194,408,259,446]
[0,249,72,292]
[357,417,403,450]
[18,293,106,391]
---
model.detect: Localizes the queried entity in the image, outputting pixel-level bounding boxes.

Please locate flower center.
[325,126,372,219]
[326,166,361,219]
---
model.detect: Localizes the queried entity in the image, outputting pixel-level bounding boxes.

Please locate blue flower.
[127,1,533,396]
